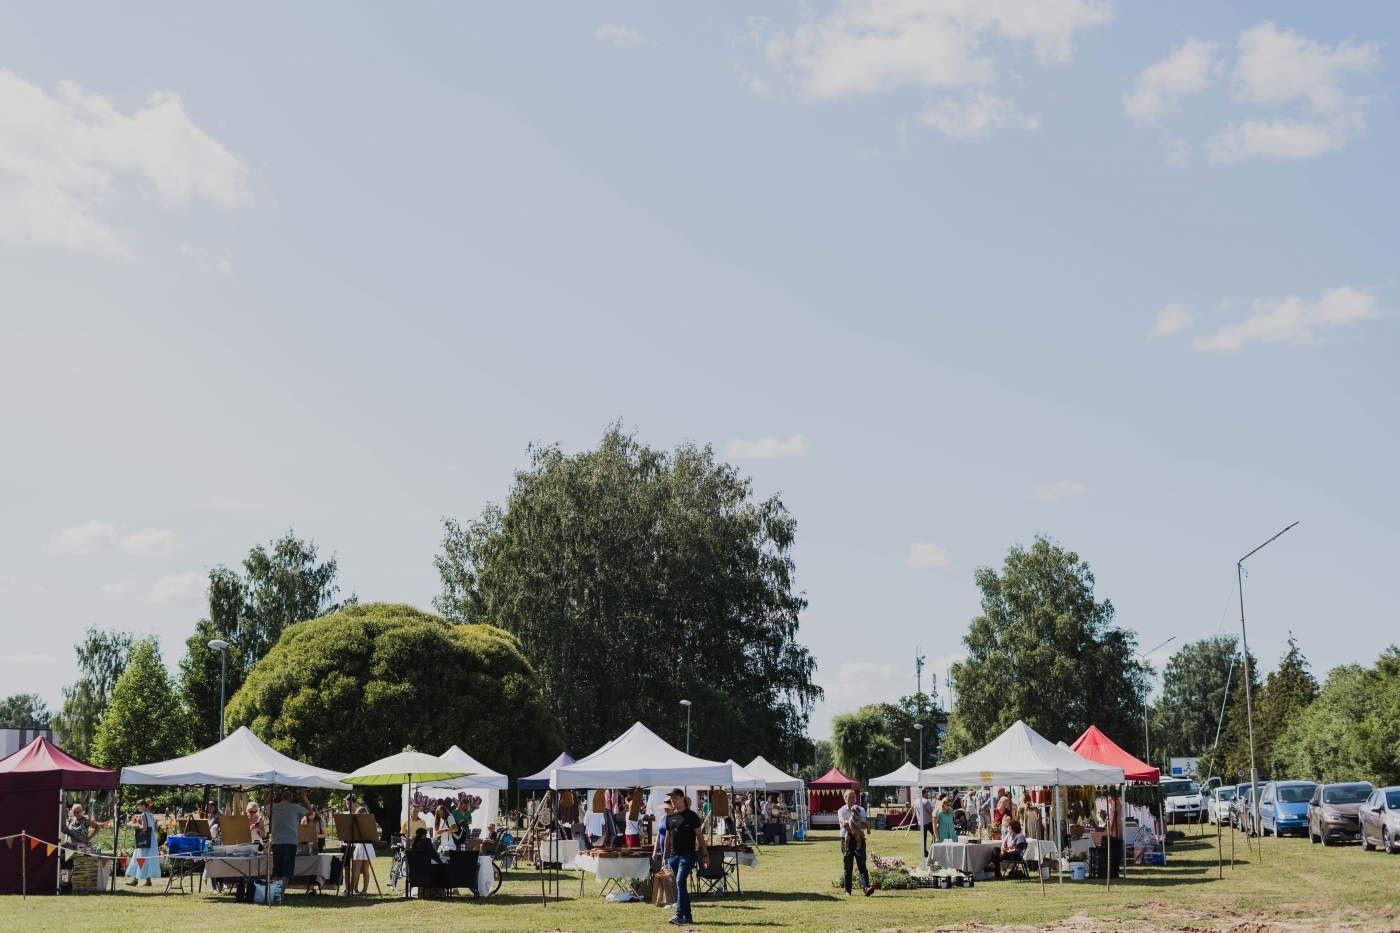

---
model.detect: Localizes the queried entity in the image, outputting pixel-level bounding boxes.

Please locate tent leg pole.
[1056,785,1063,884]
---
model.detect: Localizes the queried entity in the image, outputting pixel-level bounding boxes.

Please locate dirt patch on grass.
[885,906,1400,933]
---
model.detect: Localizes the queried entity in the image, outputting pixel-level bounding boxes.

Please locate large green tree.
[0,694,51,729]
[433,426,821,766]
[53,627,134,761]
[1258,637,1319,778]
[830,707,898,785]
[873,692,945,768]
[944,537,1150,758]
[91,638,191,795]
[180,531,345,749]
[1272,663,1375,784]
[226,603,561,829]
[1218,649,1261,782]
[1151,635,1238,773]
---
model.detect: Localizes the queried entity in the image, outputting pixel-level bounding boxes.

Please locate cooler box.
[167,835,207,856]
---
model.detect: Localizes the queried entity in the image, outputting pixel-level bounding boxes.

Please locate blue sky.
[1,1,1396,743]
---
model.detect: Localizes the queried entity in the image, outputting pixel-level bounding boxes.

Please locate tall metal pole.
[915,723,924,769]
[680,699,692,755]
[208,639,230,812]
[1236,522,1298,842]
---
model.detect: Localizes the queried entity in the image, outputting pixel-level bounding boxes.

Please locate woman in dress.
[432,804,457,855]
[125,799,162,886]
[348,806,375,894]
[935,796,956,842]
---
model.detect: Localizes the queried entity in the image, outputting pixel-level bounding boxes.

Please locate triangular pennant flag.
[29,837,40,850]
[3,837,11,848]
[135,857,145,869]
[119,857,127,868]
[46,844,55,856]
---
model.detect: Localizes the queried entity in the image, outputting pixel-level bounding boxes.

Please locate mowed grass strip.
[3,826,1397,932]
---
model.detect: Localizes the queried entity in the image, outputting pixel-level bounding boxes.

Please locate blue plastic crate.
[166,834,206,856]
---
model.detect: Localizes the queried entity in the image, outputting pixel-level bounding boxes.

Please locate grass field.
[4,825,1398,933]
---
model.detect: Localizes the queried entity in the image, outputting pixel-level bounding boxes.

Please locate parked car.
[1230,783,1254,830]
[1309,782,1373,845]
[1359,785,1400,854]
[1206,785,1236,826]
[1259,781,1317,836]
[1161,778,1202,825]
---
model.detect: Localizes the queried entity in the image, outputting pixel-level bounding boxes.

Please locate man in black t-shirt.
[662,788,709,926]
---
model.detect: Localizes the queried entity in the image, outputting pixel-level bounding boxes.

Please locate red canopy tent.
[1069,726,1160,783]
[807,767,861,823]
[0,736,118,895]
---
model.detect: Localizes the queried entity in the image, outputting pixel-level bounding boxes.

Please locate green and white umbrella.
[344,751,473,786]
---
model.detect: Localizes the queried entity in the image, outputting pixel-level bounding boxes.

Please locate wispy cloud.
[148,572,206,605]
[915,92,1038,138]
[41,520,183,557]
[1193,286,1377,351]
[905,542,952,569]
[0,68,253,257]
[1151,303,1194,337]
[726,434,809,459]
[822,661,902,705]
[596,24,653,48]
[1122,37,1220,124]
[1034,481,1086,501]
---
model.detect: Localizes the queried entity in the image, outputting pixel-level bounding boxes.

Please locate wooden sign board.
[219,813,252,846]
[333,813,379,844]
[178,818,212,838]
[297,823,318,844]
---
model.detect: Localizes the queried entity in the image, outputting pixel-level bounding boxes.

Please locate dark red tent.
[1069,725,1160,783]
[0,736,118,895]
[808,766,861,816]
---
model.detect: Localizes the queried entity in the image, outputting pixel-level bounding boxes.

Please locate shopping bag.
[651,869,676,908]
[253,880,284,904]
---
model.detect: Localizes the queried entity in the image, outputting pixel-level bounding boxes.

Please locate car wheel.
[1321,830,1331,846]
[1310,826,1319,844]
[1386,830,1396,855]
[1361,831,1374,851]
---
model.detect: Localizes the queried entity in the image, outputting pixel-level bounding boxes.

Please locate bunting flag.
[29,837,40,850]
[119,858,128,868]
[135,857,146,869]
[3,837,11,848]
[45,845,56,856]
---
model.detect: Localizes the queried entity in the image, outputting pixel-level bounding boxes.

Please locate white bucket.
[1069,862,1087,881]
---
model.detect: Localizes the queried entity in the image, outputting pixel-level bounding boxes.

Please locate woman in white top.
[433,804,457,853]
[347,806,374,895]
[246,801,265,843]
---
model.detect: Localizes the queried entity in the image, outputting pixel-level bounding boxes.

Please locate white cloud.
[0,68,253,257]
[1034,481,1086,501]
[1151,302,1194,337]
[1192,286,1377,352]
[1230,22,1377,115]
[726,433,810,459]
[100,577,141,599]
[120,528,184,558]
[759,0,1112,101]
[1205,113,1364,163]
[148,572,206,605]
[823,661,902,704]
[596,24,653,48]
[1122,36,1220,124]
[41,520,121,554]
[906,542,952,569]
[915,92,1039,138]
[41,520,183,557]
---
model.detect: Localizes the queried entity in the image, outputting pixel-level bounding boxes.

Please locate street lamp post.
[680,699,692,755]
[207,639,229,809]
[904,737,911,763]
[1134,636,1176,762]
[915,723,924,769]
[1237,522,1298,838]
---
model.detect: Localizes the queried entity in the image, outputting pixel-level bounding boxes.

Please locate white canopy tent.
[119,726,350,788]
[918,720,1127,885]
[871,761,922,787]
[917,720,1125,787]
[723,760,766,791]
[744,755,808,828]
[400,745,507,833]
[550,722,733,790]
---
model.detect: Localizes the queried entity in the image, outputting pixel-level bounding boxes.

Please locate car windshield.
[1323,784,1372,804]
[1216,788,1235,800]
[1388,791,1400,809]
[1161,780,1198,796]
[1276,784,1315,803]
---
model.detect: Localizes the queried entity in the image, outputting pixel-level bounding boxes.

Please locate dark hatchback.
[1309,782,1373,845]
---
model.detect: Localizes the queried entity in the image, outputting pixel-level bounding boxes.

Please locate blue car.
[1259,781,1318,837]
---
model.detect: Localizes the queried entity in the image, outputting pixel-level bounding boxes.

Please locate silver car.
[1359,786,1400,854]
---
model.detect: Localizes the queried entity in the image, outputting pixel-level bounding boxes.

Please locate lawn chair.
[1001,841,1030,880]
[692,854,739,897]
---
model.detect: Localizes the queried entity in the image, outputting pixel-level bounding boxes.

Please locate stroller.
[953,809,970,837]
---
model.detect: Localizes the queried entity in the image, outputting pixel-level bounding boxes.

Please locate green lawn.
[4,825,1398,933]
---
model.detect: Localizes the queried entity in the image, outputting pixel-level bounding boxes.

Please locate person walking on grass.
[662,788,708,926]
[267,787,312,887]
[124,800,161,886]
[916,789,935,859]
[838,789,874,896]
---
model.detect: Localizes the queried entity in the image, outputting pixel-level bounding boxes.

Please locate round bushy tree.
[226,603,561,784]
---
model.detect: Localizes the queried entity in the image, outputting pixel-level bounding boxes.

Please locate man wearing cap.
[662,788,708,926]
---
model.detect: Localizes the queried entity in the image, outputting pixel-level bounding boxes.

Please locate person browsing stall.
[662,788,708,927]
[838,789,874,897]
[125,799,161,886]
[433,804,457,854]
[402,803,428,841]
[936,796,956,842]
[64,804,108,854]
[915,789,935,858]
[265,787,313,885]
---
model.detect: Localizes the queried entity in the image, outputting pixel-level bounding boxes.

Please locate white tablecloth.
[927,842,1001,879]
[203,853,338,884]
[574,854,652,880]
[539,838,579,867]
[724,851,758,869]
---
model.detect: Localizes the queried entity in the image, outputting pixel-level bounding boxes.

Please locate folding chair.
[691,856,737,898]
[1001,842,1030,880]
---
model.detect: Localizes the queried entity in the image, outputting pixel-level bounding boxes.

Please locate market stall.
[806,767,859,828]
[918,720,1126,884]
[0,736,118,895]
[121,727,351,901]
[743,756,807,832]
[1070,725,1161,866]
[399,746,505,835]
